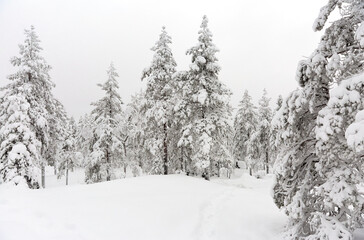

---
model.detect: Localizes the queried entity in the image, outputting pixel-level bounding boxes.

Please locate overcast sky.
[0,0,332,118]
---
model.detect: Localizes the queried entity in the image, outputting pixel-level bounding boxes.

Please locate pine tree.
[141,26,177,175]
[1,26,66,188]
[85,63,124,183]
[272,1,364,239]
[177,16,232,179]
[233,90,257,175]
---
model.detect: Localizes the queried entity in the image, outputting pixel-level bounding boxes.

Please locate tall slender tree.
[233,90,257,175]
[256,89,272,174]
[142,26,177,175]
[177,16,232,179]
[85,63,124,183]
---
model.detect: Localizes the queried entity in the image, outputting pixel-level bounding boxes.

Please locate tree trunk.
[123,140,127,177]
[163,122,168,175]
[180,147,184,171]
[66,159,69,186]
[41,164,45,188]
[249,167,253,176]
[265,151,269,174]
[106,148,110,181]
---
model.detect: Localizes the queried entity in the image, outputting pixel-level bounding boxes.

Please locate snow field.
[0,170,287,240]
[1,170,363,239]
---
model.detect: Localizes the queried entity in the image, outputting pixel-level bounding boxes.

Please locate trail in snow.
[198,187,236,240]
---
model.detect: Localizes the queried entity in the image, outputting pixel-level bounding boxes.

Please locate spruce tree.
[177,16,232,179]
[270,95,283,166]
[141,26,177,175]
[85,63,124,183]
[1,26,66,188]
[0,93,40,188]
[256,89,272,174]
[123,91,148,176]
[233,90,257,175]
[272,1,364,238]
[57,117,77,185]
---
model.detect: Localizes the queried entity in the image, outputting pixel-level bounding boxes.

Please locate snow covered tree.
[269,95,283,166]
[57,117,78,185]
[85,63,124,183]
[0,93,40,188]
[256,89,272,174]
[233,90,257,175]
[246,89,272,176]
[141,26,177,175]
[1,26,67,188]
[315,73,364,239]
[273,1,364,239]
[122,91,148,176]
[176,16,232,179]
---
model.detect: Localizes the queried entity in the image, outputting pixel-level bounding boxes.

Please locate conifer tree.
[270,95,283,165]
[0,93,40,188]
[1,26,66,188]
[233,90,257,175]
[57,117,77,185]
[122,91,148,176]
[141,26,177,175]
[272,1,364,238]
[256,89,272,174]
[177,16,232,179]
[85,63,124,183]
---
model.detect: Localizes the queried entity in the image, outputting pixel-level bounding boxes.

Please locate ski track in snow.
[198,186,236,240]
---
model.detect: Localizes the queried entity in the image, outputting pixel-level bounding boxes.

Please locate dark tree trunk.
[163,122,168,175]
[106,148,110,181]
[41,164,45,188]
[66,159,69,186]
[265,151,269,174]
[249,167,253,176]
[123,138,128,176]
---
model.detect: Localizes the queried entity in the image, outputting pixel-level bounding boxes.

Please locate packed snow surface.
[0,170,363,240]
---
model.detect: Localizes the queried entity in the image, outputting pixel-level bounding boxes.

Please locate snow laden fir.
[1,2,364,240]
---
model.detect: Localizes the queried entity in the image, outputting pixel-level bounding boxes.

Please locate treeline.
[0,16,280,189]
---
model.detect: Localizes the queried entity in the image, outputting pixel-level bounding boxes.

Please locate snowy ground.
[0,169,363,240]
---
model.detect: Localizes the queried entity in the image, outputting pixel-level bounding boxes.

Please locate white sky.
[0,0,331,118]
